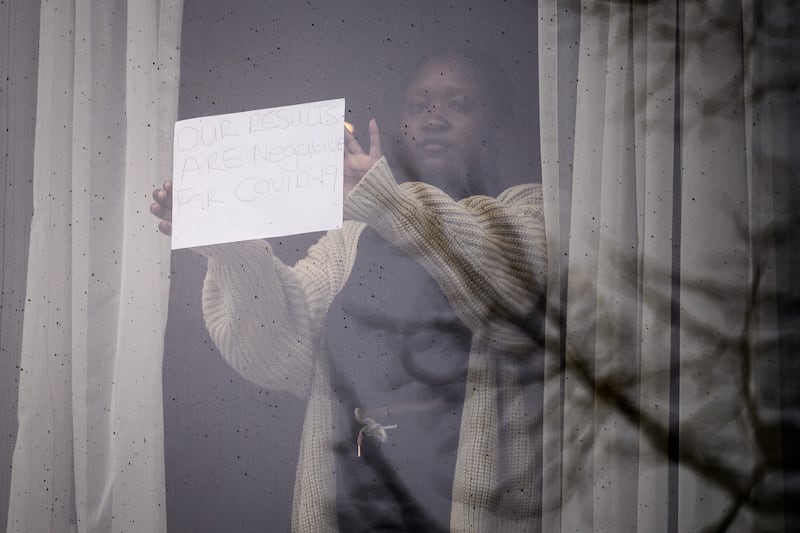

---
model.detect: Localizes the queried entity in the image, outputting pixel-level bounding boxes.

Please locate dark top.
[325,226,471,532]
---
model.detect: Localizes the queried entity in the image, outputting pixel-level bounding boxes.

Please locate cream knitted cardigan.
[197,158,547,532]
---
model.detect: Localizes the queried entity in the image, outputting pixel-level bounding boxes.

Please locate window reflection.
[164,1,541,531]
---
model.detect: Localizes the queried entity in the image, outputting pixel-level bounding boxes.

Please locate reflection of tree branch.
[699,463,767,533]
[334,209,788,531]
[590,0,799,129]
[567,344,768,513]
[329,170,793,530]
[553,213,791,531]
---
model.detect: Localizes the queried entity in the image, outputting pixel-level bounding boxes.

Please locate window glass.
[164,1,542,531]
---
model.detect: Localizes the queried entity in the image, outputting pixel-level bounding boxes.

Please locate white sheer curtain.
[540,0,786,531]
[6,1,182,531]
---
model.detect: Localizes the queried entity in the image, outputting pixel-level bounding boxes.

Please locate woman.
[152,50,547,532]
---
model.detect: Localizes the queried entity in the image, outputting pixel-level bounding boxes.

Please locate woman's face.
[399,57,495,194]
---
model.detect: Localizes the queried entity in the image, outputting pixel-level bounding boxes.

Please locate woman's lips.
[418,139,451,153]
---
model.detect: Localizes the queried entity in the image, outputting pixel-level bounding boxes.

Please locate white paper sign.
[171,98,345,249]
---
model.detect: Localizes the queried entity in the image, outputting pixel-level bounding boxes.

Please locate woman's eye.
[449,99,474,112]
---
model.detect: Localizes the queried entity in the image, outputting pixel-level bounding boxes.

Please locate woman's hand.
[343,118,381,197]
[150,180,173,236]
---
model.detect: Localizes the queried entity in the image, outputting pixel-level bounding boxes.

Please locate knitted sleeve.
[197,220,364,397]
[345,157,547,349]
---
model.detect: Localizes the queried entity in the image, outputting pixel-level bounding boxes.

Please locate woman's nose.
[423,104,448,129]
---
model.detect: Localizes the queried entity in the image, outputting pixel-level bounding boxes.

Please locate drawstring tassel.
[354,407,397,458]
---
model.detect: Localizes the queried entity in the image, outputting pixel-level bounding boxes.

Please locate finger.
[343,126,365,156]
[368,118,382,159]
[150,202,173,222]
[158,220,172,236]
[163,180,172,193]
[153,187,172,207]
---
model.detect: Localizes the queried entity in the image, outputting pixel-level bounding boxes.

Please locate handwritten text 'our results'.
[174,101,343,211]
